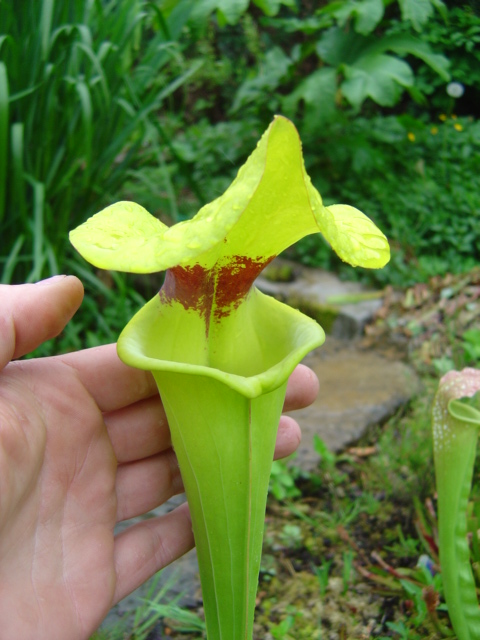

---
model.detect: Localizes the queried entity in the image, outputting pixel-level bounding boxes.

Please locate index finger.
[57,343,158,412]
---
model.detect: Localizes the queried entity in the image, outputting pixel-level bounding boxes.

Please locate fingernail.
[35,275,67,286]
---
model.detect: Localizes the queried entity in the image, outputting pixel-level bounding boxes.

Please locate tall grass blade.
[0,62,9,223]
[75,79,93,181]
[74,40,110,106]
[1,235,24,284]
[155,59,203,103]
[46,242,59,276]
[1,0,202,281]
[27,179,46,282]
[11,122,27,224]
[40,0,55,60]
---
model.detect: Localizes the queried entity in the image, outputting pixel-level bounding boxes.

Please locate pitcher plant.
[70,116,390,639]
[432,368,480,640]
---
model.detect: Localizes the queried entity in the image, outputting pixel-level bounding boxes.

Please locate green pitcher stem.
[116,288,325,639]
[154,372,287,640]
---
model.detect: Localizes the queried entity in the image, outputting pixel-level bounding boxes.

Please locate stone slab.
[290,340,419,468]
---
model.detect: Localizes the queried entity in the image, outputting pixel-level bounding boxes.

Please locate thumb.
[0,275,84,369]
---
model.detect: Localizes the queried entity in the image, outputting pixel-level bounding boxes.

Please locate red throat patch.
[159,255,275,330]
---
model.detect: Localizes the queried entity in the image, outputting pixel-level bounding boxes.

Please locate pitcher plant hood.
[70,116,389,392]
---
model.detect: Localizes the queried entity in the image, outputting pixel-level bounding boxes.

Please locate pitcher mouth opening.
[117,288,324,398]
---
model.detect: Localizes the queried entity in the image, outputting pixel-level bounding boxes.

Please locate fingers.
[114,415,300,524]
[104,395,171,463]
[274,416,301,460]
[0,276,84,369]
[115,449,183,522]
[60,345,317,421]
[112,366,314,603]
[113,502,194,605]
[106,364,316,466]
[59,343,158,413]
[284,364,319,412]
[112,416,303,603]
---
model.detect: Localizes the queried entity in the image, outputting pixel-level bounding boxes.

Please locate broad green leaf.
[431,0,448,21]
[330,0,384,35]
[316,28,450,95]
[252,0,296,16]
[383,34,450,82]
[352,0,384,35]
[216,0,249,24]
[342,54,413,108]
[189,0,218,24]
[398,0,434,32]
[316,27,365,66]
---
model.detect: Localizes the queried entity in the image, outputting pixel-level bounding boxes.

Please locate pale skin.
[0,275,319,640]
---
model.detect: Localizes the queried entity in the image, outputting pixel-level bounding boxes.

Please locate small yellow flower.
[451,113,457,119]
[407,132,416,142]
[454,123,463,132]
[430,127,439,135]
[439,114,447,121]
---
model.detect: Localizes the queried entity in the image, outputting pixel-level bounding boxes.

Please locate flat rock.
[289,339,419,468]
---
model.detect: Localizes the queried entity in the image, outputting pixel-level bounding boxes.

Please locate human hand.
[0,276,319,640]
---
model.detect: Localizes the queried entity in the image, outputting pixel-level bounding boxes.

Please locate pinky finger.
[113,502,194,605]
[273,416,302,460]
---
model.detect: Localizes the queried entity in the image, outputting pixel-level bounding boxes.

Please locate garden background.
[1,0,480,638]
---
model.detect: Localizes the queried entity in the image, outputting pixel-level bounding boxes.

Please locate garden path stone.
[289,338,419,468]
[100,263,419,631]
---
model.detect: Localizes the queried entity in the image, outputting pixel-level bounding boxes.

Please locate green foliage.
[398,0,448,33]
[3,0,476,295]
[269,459,302,501]
[0,0,200,283]
[225,0,451,124]
[390,4,480,113]
[90,570,206,640]
[190,0,295,26]
[433,327,480,376]
[289,114,480,286]
[179,0,451,136]
[269,608,301,639]
[313,28,449,110]
[141,0,473,291]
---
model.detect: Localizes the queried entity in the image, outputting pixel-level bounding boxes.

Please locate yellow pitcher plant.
[70,116,390,640]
